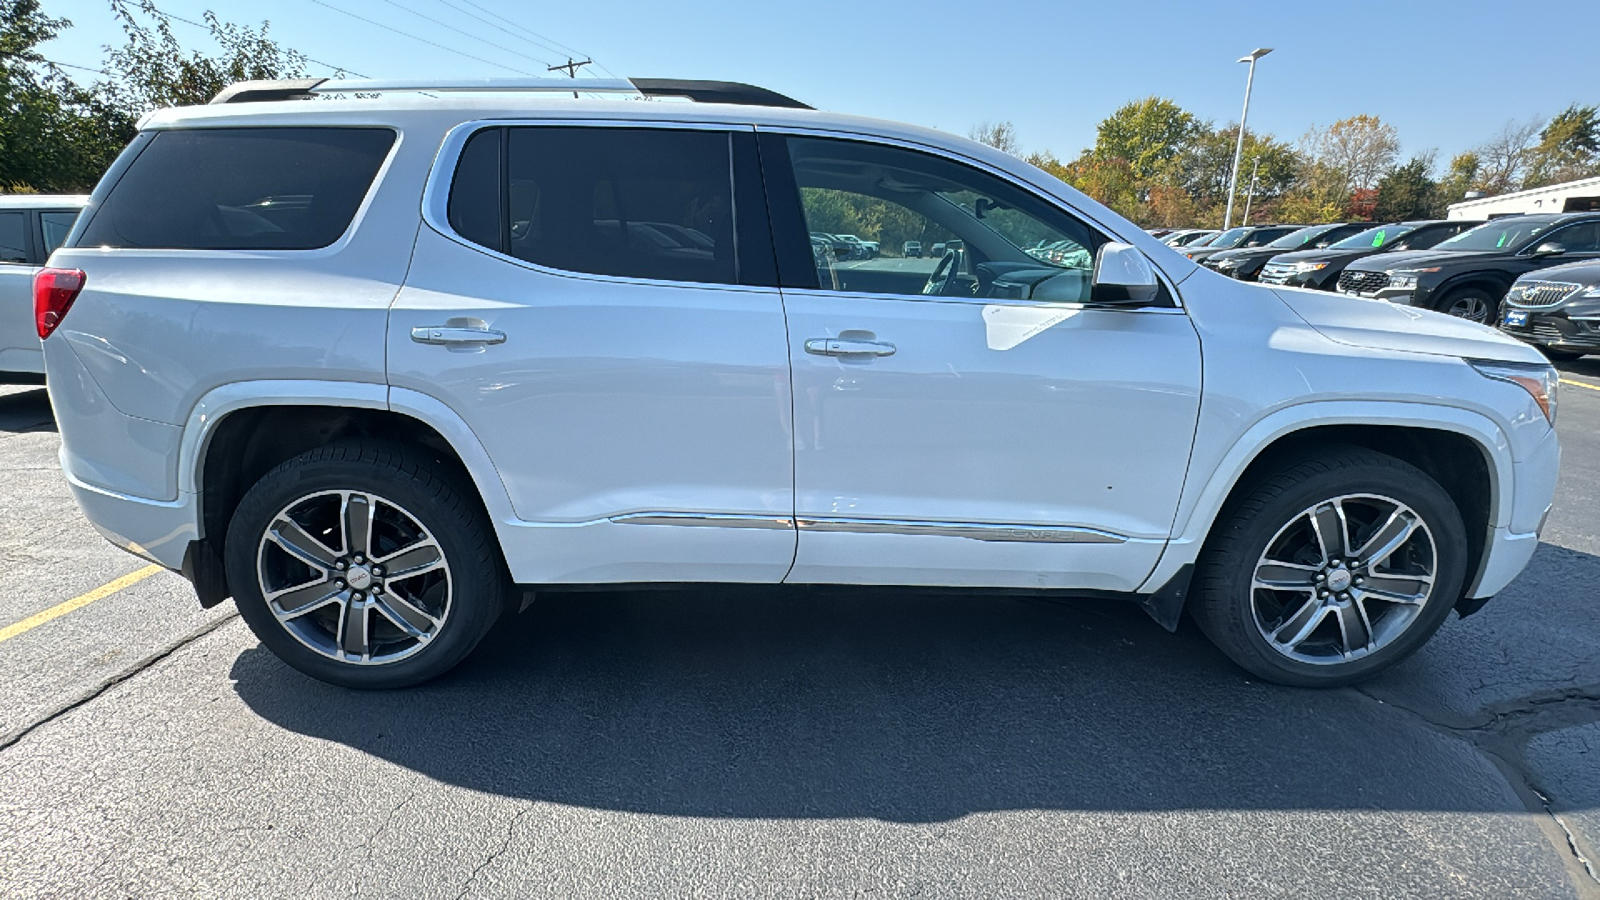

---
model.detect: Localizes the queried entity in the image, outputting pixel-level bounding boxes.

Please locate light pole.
[1241,158,1260,225]
[1223,47,1272,231]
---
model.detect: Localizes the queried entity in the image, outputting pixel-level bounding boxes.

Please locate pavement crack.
[455,803,537,899]
[0,612,239,752]
[1533,786,1600,887]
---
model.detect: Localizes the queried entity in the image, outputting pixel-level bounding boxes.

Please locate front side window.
[79,128,395,250]
[1544,222,1600,253]
[0,212,25,263]
[777,136,1103,302]
[447,126,749,286]
[40,211,80,256]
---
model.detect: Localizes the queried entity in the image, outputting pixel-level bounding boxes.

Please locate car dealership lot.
[1,373,1598,897]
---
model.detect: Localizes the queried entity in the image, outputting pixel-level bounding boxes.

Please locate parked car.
[1204,223,1371,282]
[1259,220,1483,291]
[1498,259,1600,359]
[1337,213,1600,322]
[0,195,88,383]
[1163,229,1219,248]
[1180,224,1300,263]
[41,75,1558,691]
[810,231,861,260]
[902,240,922,257]
[836,234,878,258]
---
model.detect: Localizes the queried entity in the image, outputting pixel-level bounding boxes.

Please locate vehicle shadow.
[1555,357,1600,379]
[0,386,54,434]
[228,547,1599,820]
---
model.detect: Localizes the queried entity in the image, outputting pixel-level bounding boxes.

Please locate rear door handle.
[804,338,896,357]
[411,325,506,346]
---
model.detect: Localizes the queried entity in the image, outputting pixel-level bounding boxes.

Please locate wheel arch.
[1431,272,1512,309]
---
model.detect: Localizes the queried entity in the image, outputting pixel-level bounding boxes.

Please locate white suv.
[40,77,1560,688]
[1,194,88,381]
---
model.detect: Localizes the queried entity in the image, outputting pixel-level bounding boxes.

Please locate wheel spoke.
[1271,596,1328,649]
[338,598,371,659]
[267,578,341,620]
[1334,600,1374,655]
[268,517,340,570]
[343,493,374,559]
[378,541,444,580]
[1309,502,1349,564]
[1255,561,1320,590]
[373,592,439,637]
[1354,509,1418,569]
[1359,573,1432,605]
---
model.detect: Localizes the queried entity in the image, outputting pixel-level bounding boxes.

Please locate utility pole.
[548,57,592,98]
[1224,47,1272,231]
[1241,158,1260,226]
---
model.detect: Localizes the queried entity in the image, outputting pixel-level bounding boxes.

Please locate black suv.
[1259,220,1483,291]
[1202,222,1371,281]
[1498,258,1600,359]
[1178,224,1300,263]
[1337,213,1600,322]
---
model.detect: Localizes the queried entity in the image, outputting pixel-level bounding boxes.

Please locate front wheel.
[1436,286,1497,323]
[225,442,506,689]
[1191,448,1469,687]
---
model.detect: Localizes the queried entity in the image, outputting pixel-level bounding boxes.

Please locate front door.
[760,133,1203,591]
[389,123,796,584]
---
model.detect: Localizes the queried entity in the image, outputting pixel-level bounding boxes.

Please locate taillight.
[34,268,86,340]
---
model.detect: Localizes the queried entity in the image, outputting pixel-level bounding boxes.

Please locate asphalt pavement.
[1,362,1598,898]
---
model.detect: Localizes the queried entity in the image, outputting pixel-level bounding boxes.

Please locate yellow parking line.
[0,565,163,645]
[1561,378,1600,392]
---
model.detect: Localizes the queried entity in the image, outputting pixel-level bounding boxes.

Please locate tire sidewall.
[225,447,501,689]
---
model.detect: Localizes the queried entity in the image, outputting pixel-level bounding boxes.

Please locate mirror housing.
[1531,242,1568,257]
[1090,242,1161,306]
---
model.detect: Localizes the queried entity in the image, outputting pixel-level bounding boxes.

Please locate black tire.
[225,442,506,689]
[1191,447,1469,687]
[1434,286,1498,323]
[1540,347,1585,362]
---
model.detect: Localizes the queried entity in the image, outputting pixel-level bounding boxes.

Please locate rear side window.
[79,128,395,250]
[40,211,79,256]
[447,126,749,286]
[0,212,26,263]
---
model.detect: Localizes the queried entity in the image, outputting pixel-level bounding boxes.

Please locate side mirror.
[1531,242,1568,257]
[1090,242,1160,306]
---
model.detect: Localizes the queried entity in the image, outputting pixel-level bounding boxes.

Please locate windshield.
[1436,218,1557,252]
[1267,225,1335,250]
[1208,227,1249,249]
[1328,223,1414,250]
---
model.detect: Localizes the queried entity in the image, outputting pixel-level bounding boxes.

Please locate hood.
[1271,286,1546,364]
[1344,248,1492,272]
[1269,247,1369,264]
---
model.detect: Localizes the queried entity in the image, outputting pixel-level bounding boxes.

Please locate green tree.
[1525,104,1600,188]
[1373,153,1440,222]
[1434,151,1481,207]
[1091,97,1203,182]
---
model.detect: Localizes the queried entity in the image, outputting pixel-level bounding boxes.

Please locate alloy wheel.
[1444,293,1491,322]
[256,490,451,665]
[1250,493,1436,665]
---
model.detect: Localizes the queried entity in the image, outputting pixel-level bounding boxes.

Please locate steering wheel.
[922,248,964,296]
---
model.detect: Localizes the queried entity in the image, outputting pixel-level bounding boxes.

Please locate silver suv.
[1,194,87,381]
[40,77,1560,689]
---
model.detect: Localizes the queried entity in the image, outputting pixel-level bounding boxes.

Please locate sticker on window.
[1371,230,1386,247]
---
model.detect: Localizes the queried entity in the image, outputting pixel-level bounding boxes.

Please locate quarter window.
[40,211,80,256]
[447,126,751,287]
[0,212,26,263]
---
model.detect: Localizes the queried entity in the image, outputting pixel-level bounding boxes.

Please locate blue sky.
[36,0,1600,166]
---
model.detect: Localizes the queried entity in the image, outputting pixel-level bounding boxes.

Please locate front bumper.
[1499,308,1600,353]
[1470,422,1560,598]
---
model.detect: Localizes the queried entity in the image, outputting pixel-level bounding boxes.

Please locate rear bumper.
[62,449,198,571]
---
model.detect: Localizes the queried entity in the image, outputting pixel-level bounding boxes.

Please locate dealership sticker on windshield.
[1371,230,1386,247]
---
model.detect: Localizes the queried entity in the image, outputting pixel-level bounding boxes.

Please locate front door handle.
[411,325,506,346]
[804,338,896,357]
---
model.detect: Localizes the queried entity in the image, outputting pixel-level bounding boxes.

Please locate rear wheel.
[1435,286,1497,323]
[225,442,506,689]
[1191,448,1468,687]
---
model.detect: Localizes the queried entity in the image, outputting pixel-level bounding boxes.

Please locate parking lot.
[0,365,1597,897]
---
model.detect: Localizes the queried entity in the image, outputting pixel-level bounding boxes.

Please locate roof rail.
[209,77,812,110]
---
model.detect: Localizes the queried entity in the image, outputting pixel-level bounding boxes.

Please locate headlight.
[1293,261,1329,273]
[1389,267,1440,291]
[1470,359,1558,424]
[1216,258,1238,269]
[1582,284,1600,297]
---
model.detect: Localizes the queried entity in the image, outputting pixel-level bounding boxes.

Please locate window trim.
[0,210,33,266]
[422,118,779,294]
[36,209,83,261]
[70,125,403,257]
[753,125,1183,312]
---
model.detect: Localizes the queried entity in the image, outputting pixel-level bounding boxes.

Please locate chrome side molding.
[610,512,1126,544]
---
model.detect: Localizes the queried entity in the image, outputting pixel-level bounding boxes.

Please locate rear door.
[388,122,797,584]
[0,209,40,375]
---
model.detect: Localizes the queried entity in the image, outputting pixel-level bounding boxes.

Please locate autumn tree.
[968,120,1021,156]
[1091,97,1203,181]
[1302,115,1400,196]
[1473,119,1541,195]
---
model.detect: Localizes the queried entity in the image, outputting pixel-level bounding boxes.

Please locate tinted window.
[1435,217,1561,252]
[0,212,26,263]
[40,211,80,256]
[776,136,1103,301]
[79,128,395,250]
[1545,222,1600,253]
[449,127,738,286]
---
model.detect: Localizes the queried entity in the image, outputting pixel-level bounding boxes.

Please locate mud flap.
[1137,564,1193,632]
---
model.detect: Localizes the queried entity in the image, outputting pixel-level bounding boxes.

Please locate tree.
[1302,115,1400,196]
[1525,104,1600,189]
[1434,151,1481,207]
[967,120,1020,156]
[1091,97,1203,181]
[1373,153,1440,222]
[1473,118,1540,195]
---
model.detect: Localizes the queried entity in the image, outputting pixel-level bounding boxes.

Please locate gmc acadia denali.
[38,77,1561,688]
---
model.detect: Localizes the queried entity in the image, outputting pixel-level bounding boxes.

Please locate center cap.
[1327,568,1353,592]
[346,566,374,590]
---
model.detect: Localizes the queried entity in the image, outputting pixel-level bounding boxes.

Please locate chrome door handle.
[804,338,896,357]
[411,325,506,346]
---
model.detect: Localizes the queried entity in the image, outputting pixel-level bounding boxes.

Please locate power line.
[140,3,364,77]
[423,0,589,71]
[447,0,617,78]
[372,0,556,68]
[308,0,537,76]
